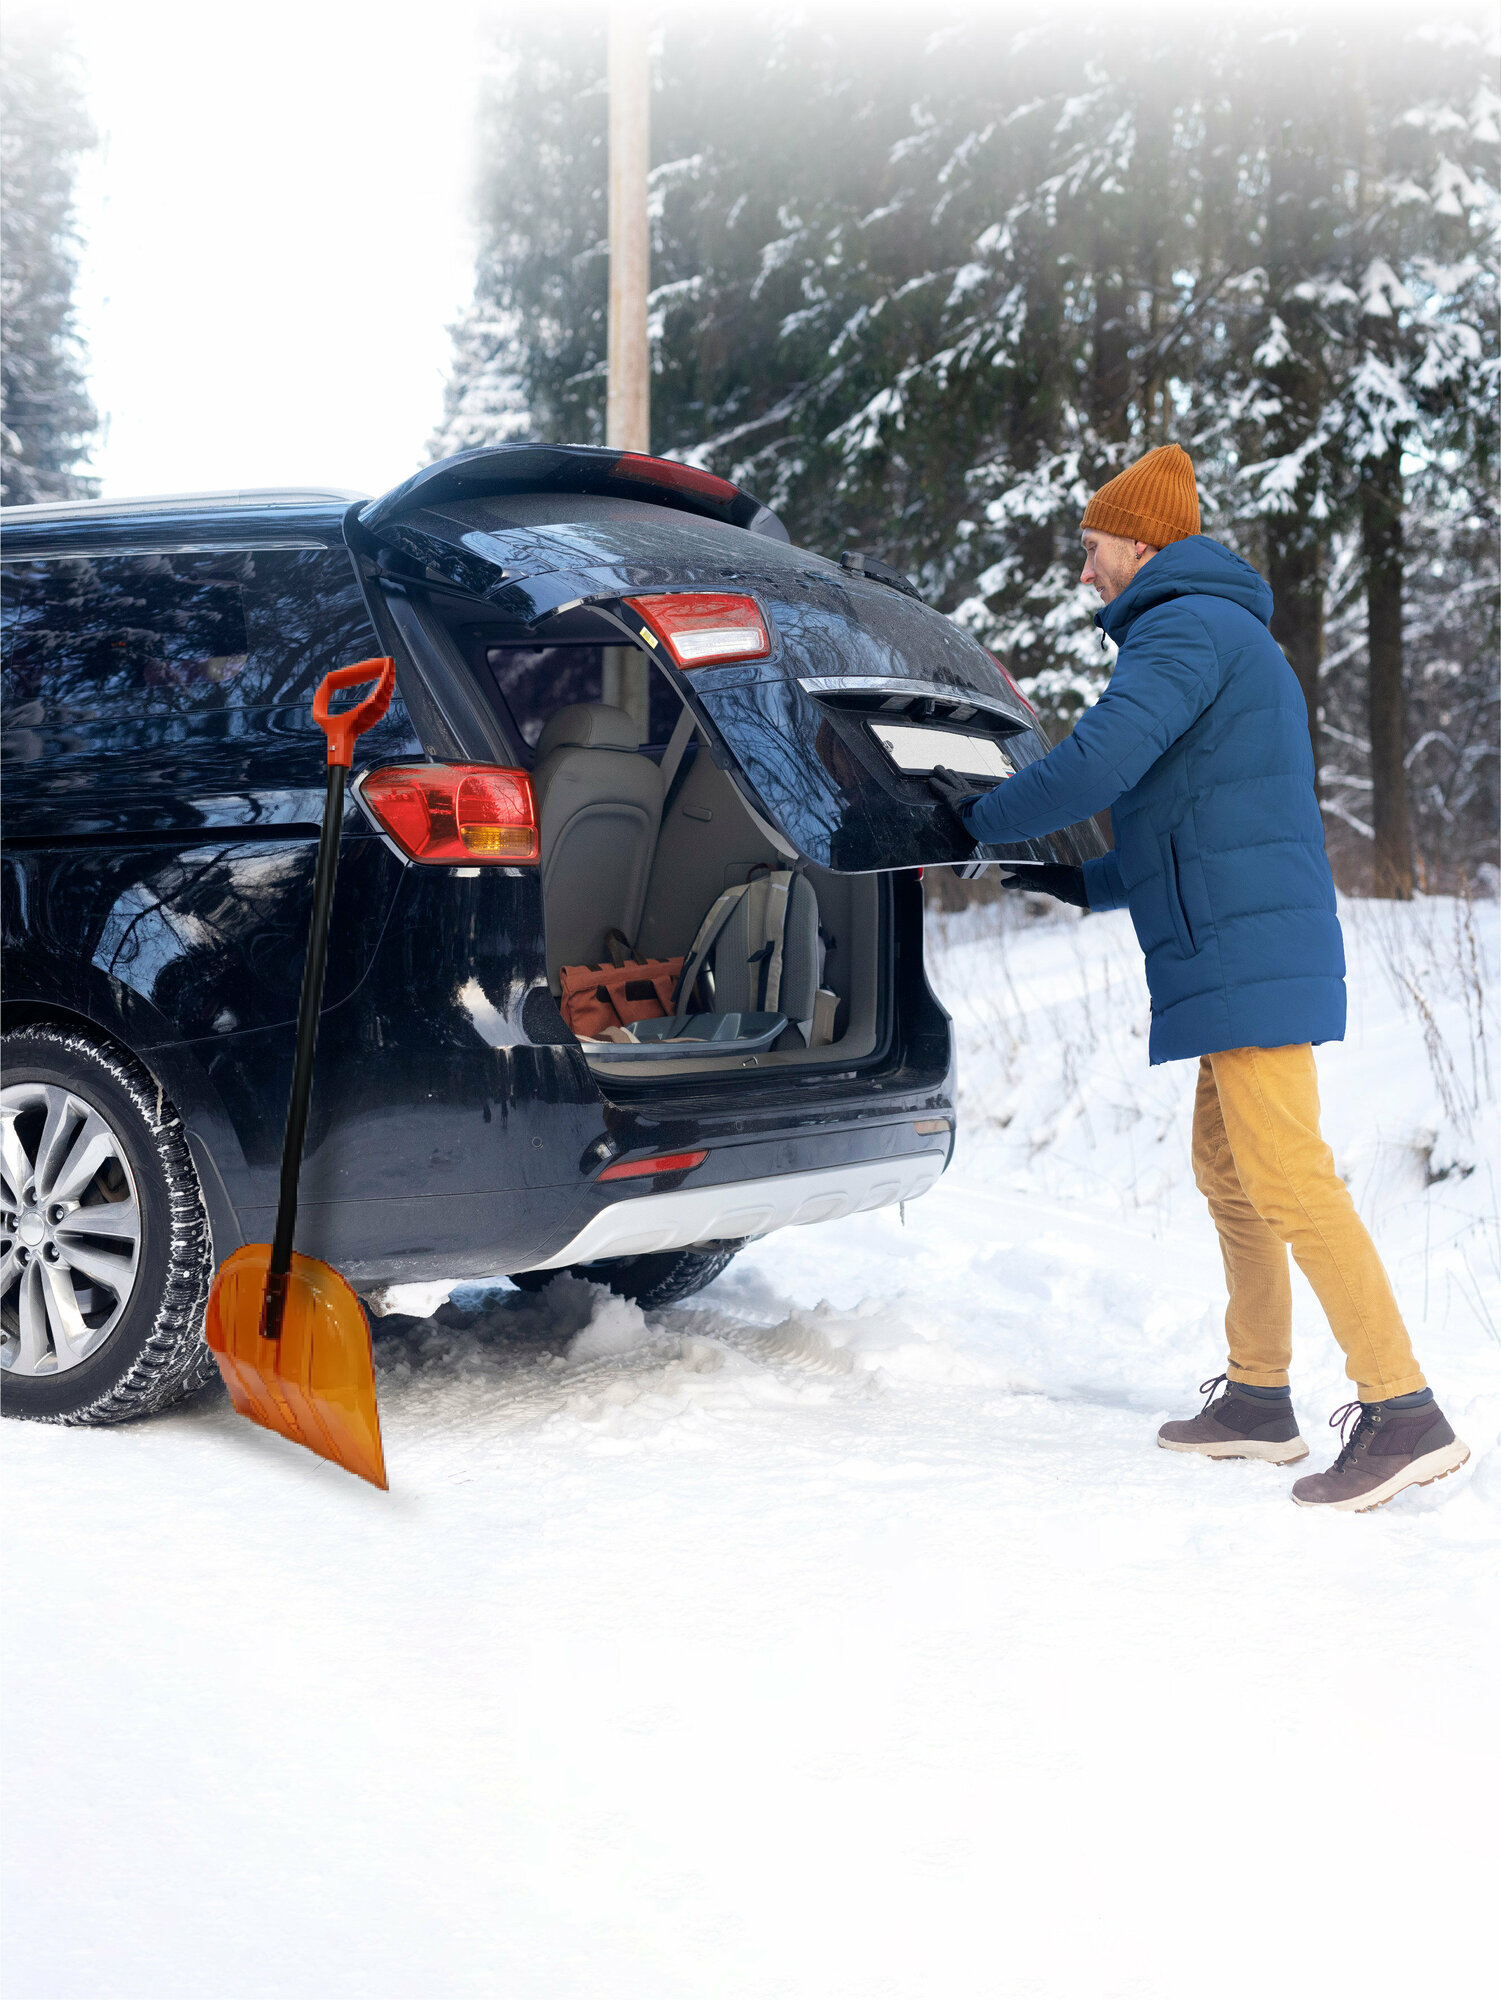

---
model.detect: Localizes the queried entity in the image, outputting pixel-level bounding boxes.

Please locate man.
[931,443,1469,1512]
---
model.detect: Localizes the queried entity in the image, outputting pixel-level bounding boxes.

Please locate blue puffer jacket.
[964,535,1346,1064]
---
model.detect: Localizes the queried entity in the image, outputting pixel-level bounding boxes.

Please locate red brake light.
[984,648,1037,718]
[624,592,770,669]
[598,1149,708,1182]
[614,454,740,505]
[359,764,539,863]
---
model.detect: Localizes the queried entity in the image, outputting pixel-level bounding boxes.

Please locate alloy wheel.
[1,1081,143,1376]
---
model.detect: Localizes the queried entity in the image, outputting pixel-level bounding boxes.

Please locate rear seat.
[531,703,664,983]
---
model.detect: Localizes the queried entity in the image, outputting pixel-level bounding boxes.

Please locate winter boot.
[1291,1392,1470,1512]
[1157,1374,1309,1463]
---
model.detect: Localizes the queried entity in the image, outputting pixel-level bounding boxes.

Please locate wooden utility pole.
[603,1,652,737]
[607,3,650,454]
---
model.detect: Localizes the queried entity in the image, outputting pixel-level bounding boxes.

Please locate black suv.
[1,443,1101,1424]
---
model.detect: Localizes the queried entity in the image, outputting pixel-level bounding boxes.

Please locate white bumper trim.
[530,1152,947,1270]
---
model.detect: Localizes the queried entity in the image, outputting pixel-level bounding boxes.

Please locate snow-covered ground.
[7,894,1499,1999]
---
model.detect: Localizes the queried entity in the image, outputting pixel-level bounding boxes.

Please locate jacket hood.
[1097,534,1274,643]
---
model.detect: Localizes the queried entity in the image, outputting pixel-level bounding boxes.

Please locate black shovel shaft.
[267,760,347,1303]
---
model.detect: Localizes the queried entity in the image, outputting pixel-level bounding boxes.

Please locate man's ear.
[1133,540,1160,561]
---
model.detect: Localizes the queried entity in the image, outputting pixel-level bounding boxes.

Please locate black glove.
[928,766,983,821]
[999,863,1089,909]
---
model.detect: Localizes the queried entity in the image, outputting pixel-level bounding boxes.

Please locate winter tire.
[1,1026,216,1424]
[509,1241,744,1310]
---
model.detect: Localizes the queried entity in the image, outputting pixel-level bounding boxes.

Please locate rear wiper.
[838,550,924,602]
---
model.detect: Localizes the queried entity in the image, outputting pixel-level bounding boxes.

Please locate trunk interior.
[587,734,885,1082]
[424,598,886,1082]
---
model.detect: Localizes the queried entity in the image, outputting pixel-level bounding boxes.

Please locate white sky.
[50,0,491,500]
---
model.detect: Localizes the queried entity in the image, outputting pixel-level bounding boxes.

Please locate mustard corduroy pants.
[1191,1044,1426,1401]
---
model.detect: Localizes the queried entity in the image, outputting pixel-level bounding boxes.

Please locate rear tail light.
[359,764,539,863]
[625,592,770,669]
[985,648,1037,718]
[598,1149,708,1182]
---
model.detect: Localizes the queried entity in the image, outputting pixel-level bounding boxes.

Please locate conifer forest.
[433,5,1499,898]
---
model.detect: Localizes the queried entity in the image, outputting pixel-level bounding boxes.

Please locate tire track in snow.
[366,1267,1005,1455]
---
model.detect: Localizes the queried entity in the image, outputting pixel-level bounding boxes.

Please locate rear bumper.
[527,1150,947,1269]
[237,1112,952,1285]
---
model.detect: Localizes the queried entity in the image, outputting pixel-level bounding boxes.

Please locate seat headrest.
[534,702,642,761]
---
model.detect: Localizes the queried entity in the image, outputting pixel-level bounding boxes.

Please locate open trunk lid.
[354,472,1105,874]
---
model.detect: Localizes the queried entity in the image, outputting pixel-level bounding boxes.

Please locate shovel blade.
[205,1245,388,1489]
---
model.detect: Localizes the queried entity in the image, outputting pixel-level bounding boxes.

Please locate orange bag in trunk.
[558,956,684,1038]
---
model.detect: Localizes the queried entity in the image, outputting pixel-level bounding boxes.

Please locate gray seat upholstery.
[531,703,665,981]
[698,872,821,1033]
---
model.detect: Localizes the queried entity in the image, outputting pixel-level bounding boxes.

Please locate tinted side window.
[2,555,251,717]
[1,548,385,724]
[486,644,680,754]
[240,549,384,708]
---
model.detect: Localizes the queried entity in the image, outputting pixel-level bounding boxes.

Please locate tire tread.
[2,1026,216,1425]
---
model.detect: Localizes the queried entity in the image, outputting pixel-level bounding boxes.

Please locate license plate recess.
[867,721,1014,781]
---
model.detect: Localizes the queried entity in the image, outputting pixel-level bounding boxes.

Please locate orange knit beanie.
[1081,443,1200,547]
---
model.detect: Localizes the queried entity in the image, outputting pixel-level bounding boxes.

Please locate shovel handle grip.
[312,656,395,768]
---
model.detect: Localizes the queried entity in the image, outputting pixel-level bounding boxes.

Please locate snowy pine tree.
[1,18,98,505]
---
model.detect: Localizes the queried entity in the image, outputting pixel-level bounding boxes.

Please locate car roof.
[0,487,370,524]
[0,489,364,555]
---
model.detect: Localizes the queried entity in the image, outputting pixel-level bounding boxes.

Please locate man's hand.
[999,863,1089,909]
[928,766,982,820]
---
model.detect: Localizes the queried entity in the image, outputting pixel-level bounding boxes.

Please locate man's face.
[1080,530,1158,605]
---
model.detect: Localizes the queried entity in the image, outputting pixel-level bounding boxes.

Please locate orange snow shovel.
[205,657,396,1489]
